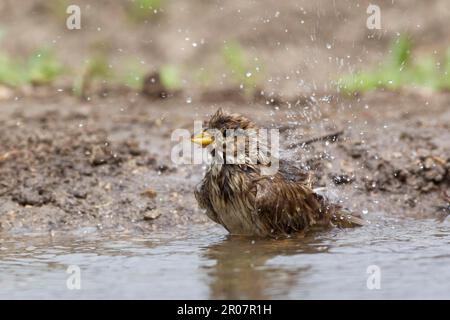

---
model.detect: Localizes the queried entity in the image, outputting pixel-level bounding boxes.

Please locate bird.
[192,108,364,238]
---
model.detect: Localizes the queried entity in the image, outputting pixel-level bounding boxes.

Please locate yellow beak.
[191,131,214,147]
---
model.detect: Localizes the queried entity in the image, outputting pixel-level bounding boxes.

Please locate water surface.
[1,217,449,299]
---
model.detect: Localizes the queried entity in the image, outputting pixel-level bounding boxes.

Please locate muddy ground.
[0,0,449,234]
[0,89,449,234]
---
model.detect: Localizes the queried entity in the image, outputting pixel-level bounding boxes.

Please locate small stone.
[143,209,161,221]
[423,157,435,169]
[141,188,157,198]
[90,146,108,166]
[0,153,10,162]
[72,189,87,199]
[125,141,142,156]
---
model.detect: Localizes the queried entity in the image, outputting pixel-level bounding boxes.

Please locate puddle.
[1,217,449,299]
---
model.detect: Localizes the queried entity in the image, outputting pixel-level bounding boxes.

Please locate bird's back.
[196,162,363,237]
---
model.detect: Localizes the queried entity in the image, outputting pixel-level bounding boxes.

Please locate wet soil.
[0,89,448,234]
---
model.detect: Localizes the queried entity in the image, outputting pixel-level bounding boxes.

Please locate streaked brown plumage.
[193,109,364,237]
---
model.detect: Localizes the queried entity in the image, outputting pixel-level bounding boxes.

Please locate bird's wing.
[277,159,313,187]
[252,174,328,235]
[194,181,221,224]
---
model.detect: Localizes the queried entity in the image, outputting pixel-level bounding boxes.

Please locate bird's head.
[192,108,271,167]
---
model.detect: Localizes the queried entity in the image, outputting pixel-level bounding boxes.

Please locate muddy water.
[0,218,449,299]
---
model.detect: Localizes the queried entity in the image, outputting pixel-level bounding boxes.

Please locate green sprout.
[159,64,181,90]
[127,0,163,22]
[338,35,450,94]
[222,41,261,94]
[390,35,412,67]
[123,60,146,89]
[0,54,27,87]
[0,48,64,87]
[437,48,450,90]
[27,48,64,85]
[73,54,112,98]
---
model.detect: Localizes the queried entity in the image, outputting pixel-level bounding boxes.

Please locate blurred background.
[1,0,450,98]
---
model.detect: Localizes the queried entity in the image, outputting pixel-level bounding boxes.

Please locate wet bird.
[192,109,364,237]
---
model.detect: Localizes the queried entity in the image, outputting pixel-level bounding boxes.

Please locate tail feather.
[313,191,365,228]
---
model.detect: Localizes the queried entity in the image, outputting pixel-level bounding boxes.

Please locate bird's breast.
[204,166,264,235]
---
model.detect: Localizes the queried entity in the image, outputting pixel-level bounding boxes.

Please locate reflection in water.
[202,234,328,299]
[1,219,450,299]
